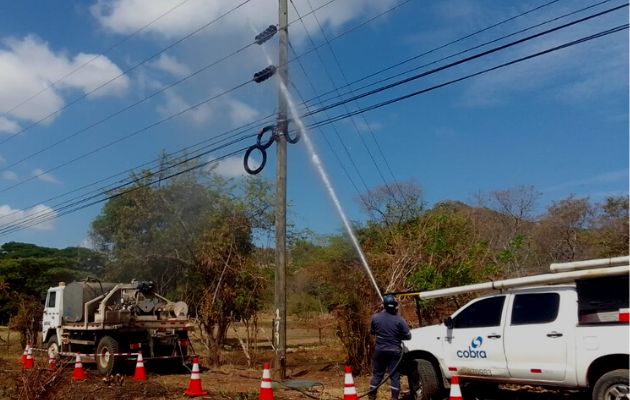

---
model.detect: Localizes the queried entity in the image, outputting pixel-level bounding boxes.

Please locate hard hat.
[383,295,398,310]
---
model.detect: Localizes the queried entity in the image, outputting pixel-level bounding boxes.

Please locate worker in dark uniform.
[369,294,411,400]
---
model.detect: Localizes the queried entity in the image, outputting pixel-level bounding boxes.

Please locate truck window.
[453,296,505,329]
[47,291,56,308]
[511,293,559,325]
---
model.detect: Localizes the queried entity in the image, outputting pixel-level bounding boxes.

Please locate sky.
[0,0,627,249]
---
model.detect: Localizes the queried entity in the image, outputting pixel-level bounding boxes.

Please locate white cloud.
[0,35,130,123]
[207,155,246,178]
[0,116,20,134]
[227,99,258,125]
[91,0,396,41]
[151,53,191,78]
[156,91,214,125]
[1,171,17,181]
[0,203,57,231]
[32,168,61,184]
[355,120,383,132]
[544,169,630,193]
[456,9,628,108]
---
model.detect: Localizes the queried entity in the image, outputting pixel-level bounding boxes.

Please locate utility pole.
[274,0,288,380]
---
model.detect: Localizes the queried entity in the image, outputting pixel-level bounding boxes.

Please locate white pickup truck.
[402,257,629,400]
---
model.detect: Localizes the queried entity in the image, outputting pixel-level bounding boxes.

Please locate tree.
[359,181,425,227]
[472,185,540,276]
[89,157,273,365]
[533,196,593,265]
[587,196,629,257]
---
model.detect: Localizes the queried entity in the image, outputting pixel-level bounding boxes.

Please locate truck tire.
[46,335,60,359]
[592,369,629,400]
[96,336,120,375]
[409,359,440,400]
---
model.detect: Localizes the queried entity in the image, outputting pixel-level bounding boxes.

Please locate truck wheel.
[96,336,120,375]
[46,335,60,359]
[410,359,440,400]
[592,369,629,400]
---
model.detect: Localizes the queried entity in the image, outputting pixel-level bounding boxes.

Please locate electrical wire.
[3,0,195,117]
[3,23,625,235]
[0,0,256,146]
[298,0,405,203]
[287,4,373,195]
[302,3,628,119]
[0,40,258,173]
[289,0,400,203]
[0,79,254,195]
[0,138,255,235]
[0,112,275,225]
[306,24,628,130]
[1,5,624,234]
[305,0,618,109]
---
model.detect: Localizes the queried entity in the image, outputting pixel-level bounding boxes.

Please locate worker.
[369,294,411,400]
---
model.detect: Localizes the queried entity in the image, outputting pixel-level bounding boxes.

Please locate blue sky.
[0,0,627,249]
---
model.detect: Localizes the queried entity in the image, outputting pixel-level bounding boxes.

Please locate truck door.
[444,295,509,378]
[504,291,567,381]
[42,289,62,341]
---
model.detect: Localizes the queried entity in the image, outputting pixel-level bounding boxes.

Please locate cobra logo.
[457,336,487,359]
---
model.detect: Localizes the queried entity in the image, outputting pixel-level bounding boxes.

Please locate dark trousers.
[369,349,402,400]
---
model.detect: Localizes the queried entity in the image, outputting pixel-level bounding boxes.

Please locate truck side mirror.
[444,316,454,329]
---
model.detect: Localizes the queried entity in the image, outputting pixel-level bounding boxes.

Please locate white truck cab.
[401,257,630,400]
[42,283,64,352]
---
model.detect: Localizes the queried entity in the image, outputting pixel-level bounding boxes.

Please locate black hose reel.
[243,121,300,175]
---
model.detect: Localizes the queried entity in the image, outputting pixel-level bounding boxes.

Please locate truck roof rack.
[550,256,629,272]
[389,259,629,301]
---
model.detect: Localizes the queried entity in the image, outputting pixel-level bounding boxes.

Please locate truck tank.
[62,281,117,323]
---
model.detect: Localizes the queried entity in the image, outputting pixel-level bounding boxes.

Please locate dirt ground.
[0,319,587,400]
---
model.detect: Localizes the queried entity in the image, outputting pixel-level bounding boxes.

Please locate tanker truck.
[42,279,193,374]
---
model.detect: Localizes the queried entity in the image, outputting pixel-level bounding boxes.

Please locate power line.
[287,2,373,195]
[0,112,275,225]
[307,24,628,130]
[2,23,626,235]
[2,6,623,228]
[0,39,258,173]
[0,0,256,146]
[3,0,195,117]
[0,0,416,194]
[0,144,252,236]
[299,0,405,202]
[302,3,628,119]
[305,0,617,109]
[287,50,367,200]
[0,79,254,194]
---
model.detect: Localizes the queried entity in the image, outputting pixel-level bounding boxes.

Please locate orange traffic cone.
[132,351,147,381]
[47,350,57,371]
[23,345,34,369]
[184,357,207,397]
[19,344,28,365]
[72,354,86,381]
[449,375,463,400]
[343,366,359,400]
[259,362,274,400]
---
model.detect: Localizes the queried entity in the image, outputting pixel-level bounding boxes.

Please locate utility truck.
[399,256,630,400]
[42,279,193,374]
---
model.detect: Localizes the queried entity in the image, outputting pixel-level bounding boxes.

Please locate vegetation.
[0,155,627,371]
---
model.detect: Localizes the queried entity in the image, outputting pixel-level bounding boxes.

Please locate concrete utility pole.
[274,0,288,380]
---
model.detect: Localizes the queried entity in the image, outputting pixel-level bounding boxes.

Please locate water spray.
[254,42,383,300]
